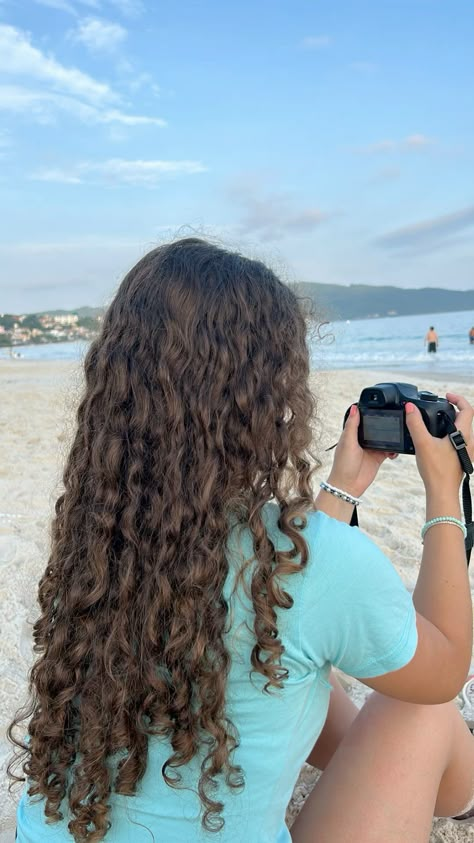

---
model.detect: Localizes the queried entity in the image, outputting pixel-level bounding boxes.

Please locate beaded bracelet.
[421,516,467,543]
[319,480,362,507]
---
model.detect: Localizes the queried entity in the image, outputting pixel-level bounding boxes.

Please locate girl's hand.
[327,404,397,498]
[405,392,474,495]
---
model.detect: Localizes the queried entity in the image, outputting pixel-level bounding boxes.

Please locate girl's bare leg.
[292,686,474,843]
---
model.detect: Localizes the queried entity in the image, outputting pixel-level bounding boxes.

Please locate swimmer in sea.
[424,326,438,354]
[469,327,474,345]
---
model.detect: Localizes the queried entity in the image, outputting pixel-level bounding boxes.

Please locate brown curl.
[7,237,320,840]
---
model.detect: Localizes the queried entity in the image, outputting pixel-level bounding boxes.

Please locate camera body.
[354,382,455,454]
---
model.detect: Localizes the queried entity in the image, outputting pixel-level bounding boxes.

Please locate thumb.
[405,402,429,448]
[343,404,360,438]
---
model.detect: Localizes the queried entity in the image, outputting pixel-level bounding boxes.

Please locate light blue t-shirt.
[17,506,417,843]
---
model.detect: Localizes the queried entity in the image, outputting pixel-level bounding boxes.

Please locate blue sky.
[0,0,473,312]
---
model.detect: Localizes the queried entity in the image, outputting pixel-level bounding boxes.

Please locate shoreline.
[1,357,471,390]
[333,367,474,388]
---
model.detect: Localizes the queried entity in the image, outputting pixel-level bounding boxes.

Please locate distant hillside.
[36,307,104,318]
[294,284,474,321]
[6,287,474,326]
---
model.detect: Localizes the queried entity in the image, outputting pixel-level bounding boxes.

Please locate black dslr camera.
[352,382,456,455]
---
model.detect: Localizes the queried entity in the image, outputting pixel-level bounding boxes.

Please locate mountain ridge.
[4,286,474,324]
[292,283,474,321]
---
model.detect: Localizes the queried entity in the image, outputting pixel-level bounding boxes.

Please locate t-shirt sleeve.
[298,511,418,678]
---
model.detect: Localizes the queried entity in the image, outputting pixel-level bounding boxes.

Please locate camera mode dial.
[418,391,438,401]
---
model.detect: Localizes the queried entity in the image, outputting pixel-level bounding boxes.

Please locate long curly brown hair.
[8,237,319,841]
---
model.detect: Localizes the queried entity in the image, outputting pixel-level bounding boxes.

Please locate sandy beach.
[1,359,474,842]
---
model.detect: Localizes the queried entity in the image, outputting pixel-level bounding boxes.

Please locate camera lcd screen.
[361,410,403,447]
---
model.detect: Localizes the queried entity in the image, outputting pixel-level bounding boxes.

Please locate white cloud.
[301,35,331,50]
[0,24,114,103]
[133,75,160,96]
[0,24,165,127]
[108,0,144,16]
[0,237,138,254]
[404,133,432,149]
[116,59,160,95]
[31,158,207,186]
[358,134,434,154]
[0,85,167,126]
[375,206,474,253]
[35,171,84,184]
[70,17,127,52]
[363,139,396,154]
[128,72,159,95]
[0,231,177,257]
[229,182,330,241]
[32,0,79,14]
[0,85,61,123]
[32,0,144,15]
[100,108,164,125]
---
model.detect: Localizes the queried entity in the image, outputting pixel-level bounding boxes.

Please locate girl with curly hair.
[8,238,474,842]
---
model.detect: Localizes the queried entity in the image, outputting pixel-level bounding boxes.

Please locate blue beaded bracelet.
[421,516,467,543]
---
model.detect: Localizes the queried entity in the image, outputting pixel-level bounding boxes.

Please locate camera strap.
[441,414,474,565]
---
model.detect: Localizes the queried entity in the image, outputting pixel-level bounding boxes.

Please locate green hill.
[5,287,474,327]
[293,283,474,321]
[35,307,104,318]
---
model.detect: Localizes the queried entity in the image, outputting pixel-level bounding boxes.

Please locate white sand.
[1,359,474,841]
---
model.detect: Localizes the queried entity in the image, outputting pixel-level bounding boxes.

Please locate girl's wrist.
[315,477,361,524]
[426,501,462,522]
[314,488,355,523]
[320,480,362,505]
[326,473,362,498]
[425,487,461,521]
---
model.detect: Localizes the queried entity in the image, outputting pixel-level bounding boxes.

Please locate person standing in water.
[469,327,474,345]
[425,325,439,354]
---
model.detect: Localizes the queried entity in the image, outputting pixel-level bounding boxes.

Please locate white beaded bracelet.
[319,480,362,507]
[421,516,467,543]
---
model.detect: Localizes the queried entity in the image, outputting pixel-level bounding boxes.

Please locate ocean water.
[312,309,474,377]
[0,340,89,362]
[2,309,474,377]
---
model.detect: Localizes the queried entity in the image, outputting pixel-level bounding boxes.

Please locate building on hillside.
[11,329,31,343]
[54,314,79,326]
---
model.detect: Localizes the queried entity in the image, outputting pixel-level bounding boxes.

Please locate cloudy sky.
[0,0,473,313]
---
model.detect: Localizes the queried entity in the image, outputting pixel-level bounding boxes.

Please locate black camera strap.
[441,414,474,565]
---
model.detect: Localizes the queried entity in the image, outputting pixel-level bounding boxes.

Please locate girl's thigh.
[291,692,474,843]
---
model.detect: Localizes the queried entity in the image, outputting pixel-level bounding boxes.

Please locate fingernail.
[405,402,415,414]
[350,404,357,416]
